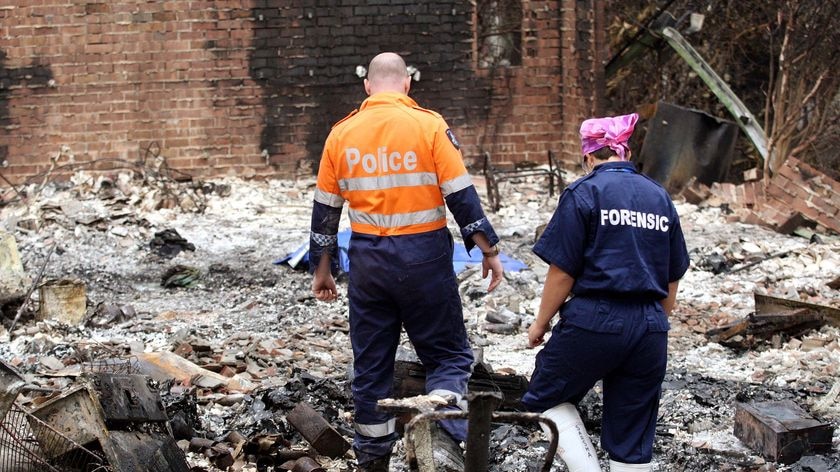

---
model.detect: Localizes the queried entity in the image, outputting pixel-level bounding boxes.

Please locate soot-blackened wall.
[0,1,602,184]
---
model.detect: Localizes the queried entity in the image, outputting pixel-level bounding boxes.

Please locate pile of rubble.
[0,164,838,471]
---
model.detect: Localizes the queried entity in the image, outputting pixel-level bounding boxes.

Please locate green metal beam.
[659,26,768,160]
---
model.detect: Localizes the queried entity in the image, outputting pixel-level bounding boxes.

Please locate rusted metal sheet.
[637,101,739,193]
[286,402,350,459]
[734,400,834,464]
[29,387,106,458]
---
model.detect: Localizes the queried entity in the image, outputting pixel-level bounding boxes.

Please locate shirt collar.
[360,92,418,110]
[593,160,637,173]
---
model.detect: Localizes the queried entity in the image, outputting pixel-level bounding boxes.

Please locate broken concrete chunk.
[486,306,521,325]
[0,230,30,304]
[59,198,108,225]
[39,355,65,372]
[483,323,518,335]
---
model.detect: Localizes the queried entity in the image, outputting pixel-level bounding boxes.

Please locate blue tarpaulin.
[276,229,527,274]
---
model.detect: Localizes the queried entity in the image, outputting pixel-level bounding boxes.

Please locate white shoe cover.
[609,459,652,471]
[541,403,602,472]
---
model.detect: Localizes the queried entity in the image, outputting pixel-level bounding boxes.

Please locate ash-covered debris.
[0,168,838,471]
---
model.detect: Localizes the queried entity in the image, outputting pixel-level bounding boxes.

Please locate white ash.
[0,169,838,471]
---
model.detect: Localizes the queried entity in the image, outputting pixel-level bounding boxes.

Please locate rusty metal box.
[734,400,834,464]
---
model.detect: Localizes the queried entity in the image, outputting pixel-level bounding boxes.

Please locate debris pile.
[682,157,840,235]
[0,166,838,471]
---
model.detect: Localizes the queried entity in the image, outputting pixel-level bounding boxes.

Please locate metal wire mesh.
[82,355,139,376]
[0,403,110,472]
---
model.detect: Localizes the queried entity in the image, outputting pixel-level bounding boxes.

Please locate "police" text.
[345,147,417,174]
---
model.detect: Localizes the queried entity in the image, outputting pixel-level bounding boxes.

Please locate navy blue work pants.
[347,229,473,463]
[522,296,668,464]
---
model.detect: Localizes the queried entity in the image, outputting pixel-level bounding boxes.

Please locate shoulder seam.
[411,105,443,119]
[331,109,358,129]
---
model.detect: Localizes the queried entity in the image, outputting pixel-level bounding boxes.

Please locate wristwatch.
[482,245,500,257]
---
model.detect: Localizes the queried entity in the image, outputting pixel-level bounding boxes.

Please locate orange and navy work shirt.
[310,92,498,274]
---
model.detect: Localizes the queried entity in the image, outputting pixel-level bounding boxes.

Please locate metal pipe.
[464,392,502,472]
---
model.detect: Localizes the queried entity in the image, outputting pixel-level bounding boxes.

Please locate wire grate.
[82,355,139,376]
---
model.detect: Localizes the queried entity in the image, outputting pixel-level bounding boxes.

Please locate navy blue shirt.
[533,161,689,300]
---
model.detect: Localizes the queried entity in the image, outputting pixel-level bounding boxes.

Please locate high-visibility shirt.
[315,92,472,236]
[310,92,498,274]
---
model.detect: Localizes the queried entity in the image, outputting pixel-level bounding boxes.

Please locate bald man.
[309,52,503,471]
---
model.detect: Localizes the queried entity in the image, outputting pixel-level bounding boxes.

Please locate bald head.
[365,52,410,95]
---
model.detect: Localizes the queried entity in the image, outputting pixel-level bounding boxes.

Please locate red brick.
[765,181,792,202]
[789,199,820,222]
[0,0,593,181]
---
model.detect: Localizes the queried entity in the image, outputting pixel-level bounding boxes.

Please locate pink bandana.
[579,113,639,160]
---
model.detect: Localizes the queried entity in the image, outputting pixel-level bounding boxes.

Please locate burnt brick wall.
[556,0,606,165]
[0,1,602,184]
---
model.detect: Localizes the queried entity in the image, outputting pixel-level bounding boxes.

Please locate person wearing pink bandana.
[522,113,690,472]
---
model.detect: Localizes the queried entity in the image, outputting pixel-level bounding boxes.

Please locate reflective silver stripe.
[339,172,438,192]
[440,174,473,197]
[314,188,345,208]
[349,206,445,228]
[355,418,396,437]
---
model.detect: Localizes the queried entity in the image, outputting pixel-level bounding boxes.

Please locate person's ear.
[404,76,411,94]
[582,153,595,173]
[364,78,371,96]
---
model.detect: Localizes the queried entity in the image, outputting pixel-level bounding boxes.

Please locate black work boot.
[357,455,390,472]
[431,424,465,472]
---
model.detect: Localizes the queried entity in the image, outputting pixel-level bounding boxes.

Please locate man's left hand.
[482,254,504,292]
